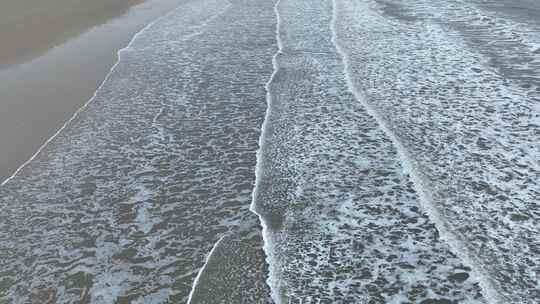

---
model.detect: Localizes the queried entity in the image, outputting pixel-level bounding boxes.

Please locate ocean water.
[1,0,539,303]
[0,0,276,302]
[333,0,539,302]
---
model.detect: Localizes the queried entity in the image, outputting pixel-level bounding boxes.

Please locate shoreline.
[0,0,184,183]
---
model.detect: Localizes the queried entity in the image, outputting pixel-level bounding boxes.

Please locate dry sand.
[0,0,183,183]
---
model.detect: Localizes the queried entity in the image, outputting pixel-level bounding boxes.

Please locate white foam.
[330,0,502,303]
[186,235,225,304]
[249,0,283,303]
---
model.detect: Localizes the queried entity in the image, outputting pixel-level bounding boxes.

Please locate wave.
[334,0,540,302]
[331,0,501,302]
[251,0,486,302]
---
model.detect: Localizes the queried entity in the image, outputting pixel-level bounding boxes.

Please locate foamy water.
[0,0,276,302]
[1,0,538,303]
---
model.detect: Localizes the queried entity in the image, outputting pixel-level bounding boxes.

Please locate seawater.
[1,0,539,303]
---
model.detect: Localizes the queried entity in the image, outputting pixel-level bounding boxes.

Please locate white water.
[0,2,188,187]
[329,0,502,302]
[1,0,537,302]
[0,0,276,302]
[186,236,226,304]
[250,0,487,302]
[249,0,283,302]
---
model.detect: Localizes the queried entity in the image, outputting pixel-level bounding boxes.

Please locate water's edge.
[330,0,501,302]
[0,1,187,187]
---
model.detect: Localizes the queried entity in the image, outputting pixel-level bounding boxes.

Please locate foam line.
[249,0,283,303]
[186,235,226,304]
[329,0,502,303]
[0,0,227,187]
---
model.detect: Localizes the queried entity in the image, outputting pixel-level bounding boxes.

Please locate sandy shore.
[0,0,145,67]
[0,0,183,182]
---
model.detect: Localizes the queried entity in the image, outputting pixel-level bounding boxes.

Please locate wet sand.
[0,0,143,67]
[0,0,184,183]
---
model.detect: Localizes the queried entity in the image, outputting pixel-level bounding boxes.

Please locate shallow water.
[253,0,485,302]
[333,0,539,302]
[1,0,539,303]
[0,0,276,302]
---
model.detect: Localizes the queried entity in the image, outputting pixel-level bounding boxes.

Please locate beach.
[0,0,538,302]
[0,0,183,182]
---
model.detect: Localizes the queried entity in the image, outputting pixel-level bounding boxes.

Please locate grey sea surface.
[1,0,539,303]
[333,0,540,302]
